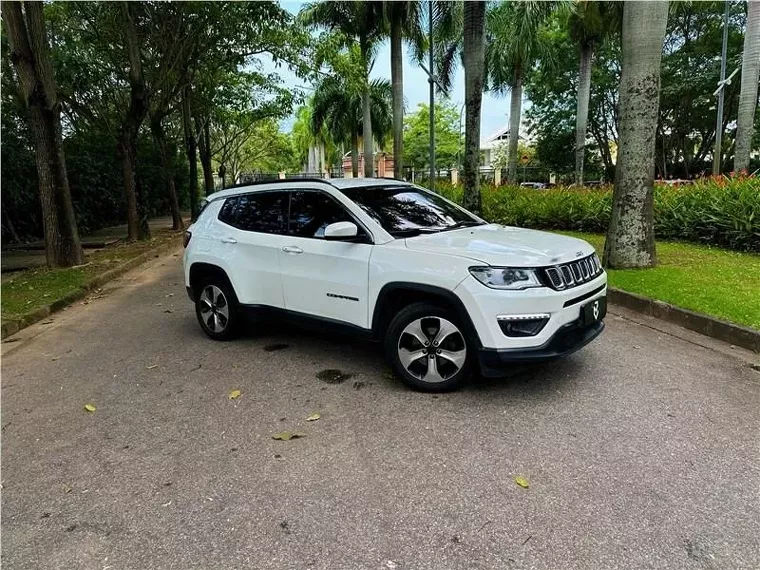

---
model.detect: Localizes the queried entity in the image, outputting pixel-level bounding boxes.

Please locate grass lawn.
[1,230,181,321]
[562,232,760,330]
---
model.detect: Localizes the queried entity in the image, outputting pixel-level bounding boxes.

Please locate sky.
[268,1,512,142]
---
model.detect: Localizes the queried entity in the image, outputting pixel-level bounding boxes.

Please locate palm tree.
[603,1,669,269]
[301,1,385,178]
[312,75,392,177]
[487,1,556,184]
[384,1,425,179]
[462,1,486,213]
[568,1,619,185]
[734,0,760,172]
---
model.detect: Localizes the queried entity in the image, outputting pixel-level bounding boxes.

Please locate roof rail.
[223,178,335,190]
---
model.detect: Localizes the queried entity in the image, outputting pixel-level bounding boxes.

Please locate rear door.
[278,190,373,328]
[215,191,288,307]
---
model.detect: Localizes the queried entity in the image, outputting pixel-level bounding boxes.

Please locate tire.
[384,302,473,392]
[194,275,241,341]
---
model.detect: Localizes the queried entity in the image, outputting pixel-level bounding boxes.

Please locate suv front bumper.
[477,320,605,377]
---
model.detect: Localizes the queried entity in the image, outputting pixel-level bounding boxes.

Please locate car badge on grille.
[575,251,583,258]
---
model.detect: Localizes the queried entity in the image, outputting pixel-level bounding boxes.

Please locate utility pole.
[428,0,435,190]
[713,0,730,176]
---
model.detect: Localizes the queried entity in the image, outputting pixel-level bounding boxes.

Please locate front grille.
[541,254,603,290]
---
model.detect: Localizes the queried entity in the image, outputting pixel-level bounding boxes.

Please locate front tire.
[194,277,240,341]
[385,302,473,392]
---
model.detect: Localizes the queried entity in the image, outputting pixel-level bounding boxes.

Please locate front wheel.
[384,302,473,392]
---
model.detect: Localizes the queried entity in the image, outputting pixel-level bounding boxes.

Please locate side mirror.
[324,221,358,240]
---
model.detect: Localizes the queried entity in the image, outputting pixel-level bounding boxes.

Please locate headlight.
[469,267,543,290]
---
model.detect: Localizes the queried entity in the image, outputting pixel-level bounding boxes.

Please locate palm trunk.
[734,0,760,172]
[506,69,523,184]
[462,0,486,214]
[182,85,199,220]
[2,1,84,267]
[391,16,404,179]
[575,43,594,185]
[604,1,669,269]
[150,117,184,231]
[351,129,359,177]
[360,36,374,178]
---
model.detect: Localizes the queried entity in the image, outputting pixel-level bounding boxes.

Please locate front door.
[278,190,372,328]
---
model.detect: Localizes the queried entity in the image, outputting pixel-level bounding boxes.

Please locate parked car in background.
[519,182,548,189]
[183,178,607,391]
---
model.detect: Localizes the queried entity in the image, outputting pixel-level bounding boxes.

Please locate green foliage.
[564,231,760,330]
[430,177,760,252]
[403,102,461,169]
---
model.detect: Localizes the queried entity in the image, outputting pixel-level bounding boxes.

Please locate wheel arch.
[188,262,236,301]
[371,282,482,348]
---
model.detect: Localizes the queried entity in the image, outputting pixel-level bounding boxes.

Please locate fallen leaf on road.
[228,390,241,400]
[305,413,321,421]
[166,293,174,298]
[385,561,398,569]
[272,431,305,441]
[146,364,158,370]
[514,476,530,489]
[41,320,54,325]
[163,309,174,314]
[161,501,172,507]
[84,404,96,413]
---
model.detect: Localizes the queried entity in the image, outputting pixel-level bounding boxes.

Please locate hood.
[404,224,596,267]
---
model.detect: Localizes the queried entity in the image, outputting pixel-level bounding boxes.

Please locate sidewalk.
[2,216,184,273]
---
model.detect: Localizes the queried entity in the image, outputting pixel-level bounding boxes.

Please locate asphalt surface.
[2,249,759,570]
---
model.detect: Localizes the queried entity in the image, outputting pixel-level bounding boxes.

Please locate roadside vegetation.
[1,231,181,320]
[434,176,760,253]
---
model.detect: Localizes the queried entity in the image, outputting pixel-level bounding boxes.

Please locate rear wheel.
[195,277,240,341]
[385,302,472,392]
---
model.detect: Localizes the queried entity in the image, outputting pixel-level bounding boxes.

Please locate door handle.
[282,245,303,254]
[220,237,237,244]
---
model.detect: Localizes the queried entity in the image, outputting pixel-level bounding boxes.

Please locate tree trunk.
[119,1,149,241]
[197,118,214,194]
[182,84,199,220]
[734,0,760,172]
[150,117,184,231]
[506,69,523,184]
[1,198,21,243]
[391,16,404,179]
[461,0,486,214]
[575,43,594,185]
[604,1,668,269]
[2,1,84,267]
[351,129,359,177]
[360,36,374,178]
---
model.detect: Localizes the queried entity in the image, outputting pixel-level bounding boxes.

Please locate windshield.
[339,185,483,236]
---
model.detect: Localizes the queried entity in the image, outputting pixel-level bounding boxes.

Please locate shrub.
[426,176,759,252]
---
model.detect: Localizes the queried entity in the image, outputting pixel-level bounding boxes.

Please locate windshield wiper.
[438,220,485,231]
[389,228,440,238]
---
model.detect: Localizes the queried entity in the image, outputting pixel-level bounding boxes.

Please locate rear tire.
[384,302,473,392]
[194,275,240,341]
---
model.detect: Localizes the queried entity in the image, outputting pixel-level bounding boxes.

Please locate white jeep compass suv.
[183,178,607,391]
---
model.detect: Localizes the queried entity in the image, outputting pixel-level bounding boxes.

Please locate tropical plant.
[384,1,425,178]
[486,0,556,184]
[300,1,386,177]
[311,74,392,177]
[567,0,620,184]
[734,0,760,172]
[403,102,461,169]
[604,0,669,269]
[462,1,486,214]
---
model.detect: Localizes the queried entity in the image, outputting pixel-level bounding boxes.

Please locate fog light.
[497,313,550,337]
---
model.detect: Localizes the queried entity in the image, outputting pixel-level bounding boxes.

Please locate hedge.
[428,176,759,253]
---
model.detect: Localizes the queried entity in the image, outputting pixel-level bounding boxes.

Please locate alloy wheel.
[199,285,229,333]
[397,317,467,383]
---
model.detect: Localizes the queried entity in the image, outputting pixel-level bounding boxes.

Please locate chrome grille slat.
[542,254,602,291]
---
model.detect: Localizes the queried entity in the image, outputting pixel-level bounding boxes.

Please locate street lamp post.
[713,0,730,176]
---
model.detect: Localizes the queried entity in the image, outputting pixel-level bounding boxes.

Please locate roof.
[204,177,411,201]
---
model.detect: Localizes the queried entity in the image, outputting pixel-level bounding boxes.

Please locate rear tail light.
[183,231,192,248]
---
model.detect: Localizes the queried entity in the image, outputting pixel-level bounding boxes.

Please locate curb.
[607,288,760,353]
[1,238,181,340]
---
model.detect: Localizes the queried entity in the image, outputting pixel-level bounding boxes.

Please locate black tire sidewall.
[384,302,472,392]
[194,277,240,341]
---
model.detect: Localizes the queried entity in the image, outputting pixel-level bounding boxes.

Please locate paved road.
[2,250,759,570]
